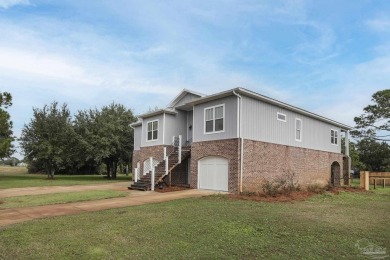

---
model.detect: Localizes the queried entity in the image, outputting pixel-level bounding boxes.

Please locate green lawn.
[0,190,128,209]
[1,189,389,259]
[0,166,131,189]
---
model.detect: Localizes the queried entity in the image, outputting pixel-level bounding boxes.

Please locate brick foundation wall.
[131,145,167,175]
[242,139,344,192]
[170,157,190,185]
[190,138,240,193]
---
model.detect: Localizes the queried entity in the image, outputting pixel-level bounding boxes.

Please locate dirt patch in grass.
[229,187,368,202]
[154,185,191,193]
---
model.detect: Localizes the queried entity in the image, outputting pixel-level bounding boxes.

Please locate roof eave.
[130,121,142,127]
[138,109,177,119]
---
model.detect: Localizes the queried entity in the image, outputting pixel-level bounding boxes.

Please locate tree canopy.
[20,101,136,179]
[19,102,74,178]
[352,89,390,141]
[73,103,135,178]
[0,92,14,159]
[356,138,390,172]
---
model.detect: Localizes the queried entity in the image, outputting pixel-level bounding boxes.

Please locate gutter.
[233,90,243,193]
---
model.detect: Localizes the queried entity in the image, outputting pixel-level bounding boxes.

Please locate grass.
[0,166,131,189]
[0,190,128,209]
[0,189,389,259]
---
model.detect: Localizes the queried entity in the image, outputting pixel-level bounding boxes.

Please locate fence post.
[364,171,370,191]
[134,167,138,182]
[165,156,168,175]
[151,166,155,191]
[360,171,364,188]
[178,135,182,163]
[163,147,166,159]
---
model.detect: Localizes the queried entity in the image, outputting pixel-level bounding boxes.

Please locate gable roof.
[167,89,205,108]
[180,87,352,130]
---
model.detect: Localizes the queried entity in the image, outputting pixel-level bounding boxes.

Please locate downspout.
[233,91,243,193]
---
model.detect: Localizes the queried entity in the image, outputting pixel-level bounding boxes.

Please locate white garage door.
[198,156,228,191]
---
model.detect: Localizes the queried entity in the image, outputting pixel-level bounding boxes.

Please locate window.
[277,112,287,122]
[295,118,302,141]
[331,129,338,145]
[147,120,158,141]
[204,104,224,133]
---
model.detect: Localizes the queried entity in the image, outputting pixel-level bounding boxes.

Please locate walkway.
[0,189,218,227]
[0,182,129,198]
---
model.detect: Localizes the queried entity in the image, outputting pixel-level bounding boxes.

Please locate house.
[130,88,352,193]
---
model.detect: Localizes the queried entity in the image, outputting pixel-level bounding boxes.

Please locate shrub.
[261,170,300,197]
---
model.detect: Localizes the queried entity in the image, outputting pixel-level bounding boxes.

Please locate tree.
[74,103,136,179]
[72,108,103,174]
[356,138,390,172]
[352,89,390,141]
[0,92,14,159]
[19,102,74,178]
[94,103,135,179]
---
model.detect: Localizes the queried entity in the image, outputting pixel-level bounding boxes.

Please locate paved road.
[0,188,219,227]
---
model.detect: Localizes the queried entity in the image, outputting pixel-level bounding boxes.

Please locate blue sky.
[1,0,390,158]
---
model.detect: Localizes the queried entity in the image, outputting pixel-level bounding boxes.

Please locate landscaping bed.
[229,186,368,202]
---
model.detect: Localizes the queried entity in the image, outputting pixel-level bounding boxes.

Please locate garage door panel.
[198,156,228,192]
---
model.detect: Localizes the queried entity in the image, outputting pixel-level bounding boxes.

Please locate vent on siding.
[277,112,286,122]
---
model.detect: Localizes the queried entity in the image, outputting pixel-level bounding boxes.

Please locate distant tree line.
[19,101,136,179]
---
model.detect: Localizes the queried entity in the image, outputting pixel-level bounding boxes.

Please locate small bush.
[261,180,280,197]
[261,170,300,197]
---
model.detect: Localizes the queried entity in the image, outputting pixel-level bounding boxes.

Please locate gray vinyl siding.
[174,93,201,107]
[241,96,341,153]
[187,111,193,141]
[164,111,187,145]
[140,114,164,147]
[134,125,141,150]
[193,95,238,142]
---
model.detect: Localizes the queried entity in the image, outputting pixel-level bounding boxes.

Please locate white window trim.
[146,119,159,142]
[331,129,338,145]
[295,118,302,142]
[277,112,287,122]
[204,104,225,135]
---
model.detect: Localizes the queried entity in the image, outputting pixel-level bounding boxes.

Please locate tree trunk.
[50,168,55,179]
[112,161,117,179]
[106,163,111,179]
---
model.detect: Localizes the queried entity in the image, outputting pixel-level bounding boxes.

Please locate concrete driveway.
[0,187,220,227]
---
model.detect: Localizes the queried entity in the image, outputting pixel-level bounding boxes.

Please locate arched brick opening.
[331,161,341,187]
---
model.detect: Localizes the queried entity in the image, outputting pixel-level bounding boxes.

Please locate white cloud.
[0,0,29,9]
[367,17,390,32]
[0,47,100,85]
